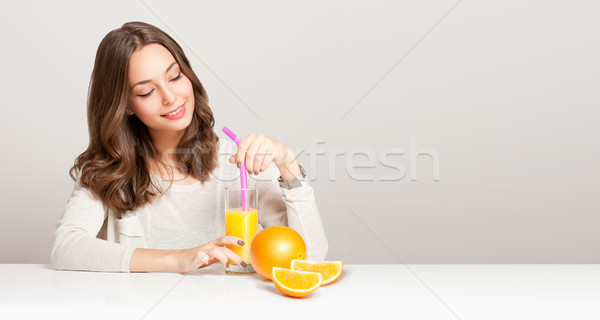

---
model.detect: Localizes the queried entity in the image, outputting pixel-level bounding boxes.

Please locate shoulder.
[61,174,108,221]
[67,168,107,206]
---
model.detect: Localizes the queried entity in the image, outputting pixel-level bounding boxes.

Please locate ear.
[126,107,135,115]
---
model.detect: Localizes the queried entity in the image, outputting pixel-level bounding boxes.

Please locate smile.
[165,106,182,116]
[161,104,186,120]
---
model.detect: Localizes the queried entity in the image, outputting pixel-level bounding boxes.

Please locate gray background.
[1,0,598,264]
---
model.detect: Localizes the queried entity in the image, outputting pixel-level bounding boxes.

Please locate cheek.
[128,98,156,119]
[178,76,194,99]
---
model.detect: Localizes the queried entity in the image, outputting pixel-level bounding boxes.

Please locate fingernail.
[240,261,248,268]
[254,171,259,175]
[238,240,245,246]
[237,162,241,168]
[226,262,229,268]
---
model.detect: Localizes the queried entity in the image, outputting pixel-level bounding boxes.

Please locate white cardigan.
[51,140,328,272]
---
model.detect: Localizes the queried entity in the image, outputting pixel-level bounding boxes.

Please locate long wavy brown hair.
[70,21,219,217]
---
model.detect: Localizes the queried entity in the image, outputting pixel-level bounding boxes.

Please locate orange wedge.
[272,267,322,298]
[291,260,343,285]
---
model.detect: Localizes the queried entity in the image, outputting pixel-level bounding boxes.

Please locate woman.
[50,21,328,273]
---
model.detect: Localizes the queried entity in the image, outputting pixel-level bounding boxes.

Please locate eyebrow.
[131,61,178,88]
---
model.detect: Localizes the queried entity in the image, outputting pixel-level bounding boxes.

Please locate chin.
[176,114,194,131]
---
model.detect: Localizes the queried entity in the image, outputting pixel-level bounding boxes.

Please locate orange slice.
[272,267,322,298]
[291,260,343,285]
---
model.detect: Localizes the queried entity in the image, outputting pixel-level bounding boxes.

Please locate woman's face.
[127,43,194,137]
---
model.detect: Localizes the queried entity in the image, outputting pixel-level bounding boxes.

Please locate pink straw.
[222,127,249,211]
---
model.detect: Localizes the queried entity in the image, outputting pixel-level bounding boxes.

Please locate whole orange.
[250,226,306,280]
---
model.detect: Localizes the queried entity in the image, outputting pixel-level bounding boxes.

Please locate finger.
[213,235,245,247]
[236,135,253,168]
[209,247,231,268]
[204,257,219,268]
[223,247,247,267]
[244,138,263,175]
[253,144,269,174]
[260,146,275,172]
[190,251,211,271]
[229,155,236,163]
[197,257,219,269]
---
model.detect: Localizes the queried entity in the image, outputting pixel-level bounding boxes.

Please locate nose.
[162,88,176,106]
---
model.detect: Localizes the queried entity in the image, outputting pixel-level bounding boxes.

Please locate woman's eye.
[137,89,154,98]
[170,72,182,82]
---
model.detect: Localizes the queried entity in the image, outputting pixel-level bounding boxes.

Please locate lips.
[160,103,186,120]
[162,104,184,116]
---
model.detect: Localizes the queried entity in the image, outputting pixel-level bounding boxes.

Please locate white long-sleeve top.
[50,139,328,272]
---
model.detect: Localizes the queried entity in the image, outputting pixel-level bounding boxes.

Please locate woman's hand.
[169,236,247,274]
[228,134,301,181]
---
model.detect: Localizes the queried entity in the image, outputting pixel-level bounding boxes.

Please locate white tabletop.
[1,264,598,319]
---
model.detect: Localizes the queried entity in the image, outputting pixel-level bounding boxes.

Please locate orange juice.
[225,208,258,264]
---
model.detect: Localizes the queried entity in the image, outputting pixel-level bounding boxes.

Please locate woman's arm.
[228,135,329,261]
[129,248,173,272]
[51,180,136,272]
[130,237,246,273]
[254,163,329,261]
[53,180,246,273]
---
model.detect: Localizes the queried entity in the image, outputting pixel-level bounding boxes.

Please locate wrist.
[164,249,179,272]
[276,147,301,181]
[130,248,178,273]
[278,158,301,181]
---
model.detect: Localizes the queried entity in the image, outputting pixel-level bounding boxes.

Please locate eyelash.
[137,72,182,98]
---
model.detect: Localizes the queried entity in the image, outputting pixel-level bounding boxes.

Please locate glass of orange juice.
[224,186,258,274]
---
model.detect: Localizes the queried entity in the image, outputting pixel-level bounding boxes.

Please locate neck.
[149,129,185,165]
